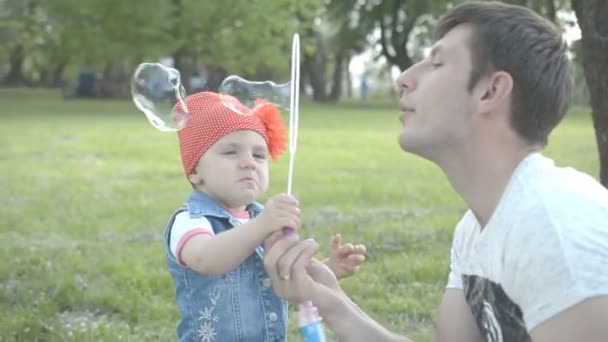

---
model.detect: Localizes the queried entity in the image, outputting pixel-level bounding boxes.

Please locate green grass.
[0,88,600,341]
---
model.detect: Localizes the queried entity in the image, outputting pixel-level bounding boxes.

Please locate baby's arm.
[181,194,300,276]
[181,219,270,275]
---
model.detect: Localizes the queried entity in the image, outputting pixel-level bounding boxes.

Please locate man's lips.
[399,106,416,123]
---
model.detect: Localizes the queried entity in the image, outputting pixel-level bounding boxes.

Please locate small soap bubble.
[131,63,188,131]
[219,75,291,115]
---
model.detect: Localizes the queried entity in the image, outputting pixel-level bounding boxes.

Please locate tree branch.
[591,0,608,46]
[390,0,400,54]
[379,10,396,65]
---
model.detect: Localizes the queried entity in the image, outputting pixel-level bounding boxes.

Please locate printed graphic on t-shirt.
[463,275,531,342]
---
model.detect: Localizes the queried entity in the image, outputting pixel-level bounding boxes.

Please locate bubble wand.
[283,33,326,342]
[287,34,299,198]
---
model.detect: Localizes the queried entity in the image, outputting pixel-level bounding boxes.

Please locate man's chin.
[398,133,416,153]
[398,134,430,158]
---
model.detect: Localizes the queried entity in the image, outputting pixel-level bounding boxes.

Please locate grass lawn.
[0,88,600,341]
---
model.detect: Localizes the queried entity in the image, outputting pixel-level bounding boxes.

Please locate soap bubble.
[131,63,188,131]
[218,75,290,115]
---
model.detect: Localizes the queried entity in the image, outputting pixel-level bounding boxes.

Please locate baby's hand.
[324,234,366,279]
[256,194,301,236]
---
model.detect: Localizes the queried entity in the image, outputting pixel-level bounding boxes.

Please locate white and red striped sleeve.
[170,212,214,266]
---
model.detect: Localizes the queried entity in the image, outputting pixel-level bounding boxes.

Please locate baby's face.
[189,130,269,209]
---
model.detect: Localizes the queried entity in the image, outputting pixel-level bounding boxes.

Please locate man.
[263,2,608,341]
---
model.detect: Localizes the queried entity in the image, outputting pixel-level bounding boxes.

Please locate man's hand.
[263,232,341,306]
[263,232,414,342]
[324,234,367,279]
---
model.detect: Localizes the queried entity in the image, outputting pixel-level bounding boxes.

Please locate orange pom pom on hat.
[177,91,288,176]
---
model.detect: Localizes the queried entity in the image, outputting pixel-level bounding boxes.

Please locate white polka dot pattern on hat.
[177,92,268,176]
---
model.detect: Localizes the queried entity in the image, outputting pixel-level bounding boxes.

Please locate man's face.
[396,24,478,161]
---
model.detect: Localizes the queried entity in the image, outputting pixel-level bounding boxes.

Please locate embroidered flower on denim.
[197,322,217,342]
[197,286,221,339]
[209,287,220,306]
[198,307,219,322]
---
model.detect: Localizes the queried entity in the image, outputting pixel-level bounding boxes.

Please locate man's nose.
[395,63,420,94]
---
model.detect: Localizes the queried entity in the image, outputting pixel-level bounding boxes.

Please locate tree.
[302,0,451,102]
[292,0,333,102]
[1,0,47,85]
[325,2,378,101]
[502,0,570,23]
[0,0,309,91]
[571,0,608,187]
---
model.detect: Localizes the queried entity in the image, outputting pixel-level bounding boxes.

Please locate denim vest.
[163,191,288,342]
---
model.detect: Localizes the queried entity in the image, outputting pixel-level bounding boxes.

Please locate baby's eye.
[253,153,267,160]
[222,150,237,155]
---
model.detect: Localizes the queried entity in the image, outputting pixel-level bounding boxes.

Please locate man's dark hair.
[436,1,573,146]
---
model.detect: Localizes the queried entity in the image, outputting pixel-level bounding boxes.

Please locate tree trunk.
[51,63,67,87]
[171,0,192,88]
[572,0,608,187]
[302,51,329,102]
[329,50,344,101]
[5,45,26,85]
[201,64,227,92]
[40,63,67,87]
[378,0,417,72]
[545,0,557,23]
[345,54,352,99]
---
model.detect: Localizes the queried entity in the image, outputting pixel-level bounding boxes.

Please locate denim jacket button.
[262,278,272,288]
[268,312,278,321]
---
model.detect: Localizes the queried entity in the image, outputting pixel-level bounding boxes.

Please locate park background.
[1,0,607,341]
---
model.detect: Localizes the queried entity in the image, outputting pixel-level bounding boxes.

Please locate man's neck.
[437,142,540,228]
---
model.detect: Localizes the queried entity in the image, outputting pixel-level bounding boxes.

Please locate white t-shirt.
[170,212,249,266]
[447,153,608,341]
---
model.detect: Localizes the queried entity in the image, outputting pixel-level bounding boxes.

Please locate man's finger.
[264,234,300,280]
[265,231,284,250]
[266,230,299,251]
[291,239,320,280]
[277,239,317,280]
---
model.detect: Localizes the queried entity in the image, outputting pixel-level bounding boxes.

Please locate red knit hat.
[177,91,287,176]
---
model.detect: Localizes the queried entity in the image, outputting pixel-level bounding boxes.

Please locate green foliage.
[0,0,323,82]
[0,88,599,341]
[175,0,302,77]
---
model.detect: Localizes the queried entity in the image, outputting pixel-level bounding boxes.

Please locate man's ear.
[476,71,513,115]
